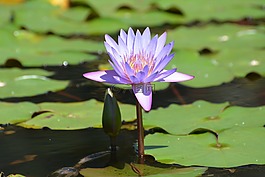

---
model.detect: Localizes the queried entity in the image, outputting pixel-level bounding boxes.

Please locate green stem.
[136,101,144,163]
[110,136,117,152]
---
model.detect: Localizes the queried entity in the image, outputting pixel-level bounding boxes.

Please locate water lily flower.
[83,27,194,111]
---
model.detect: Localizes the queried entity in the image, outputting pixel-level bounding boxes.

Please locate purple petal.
[155,69,195,82]
[142,27,151,49]
[118,36,129,57]
[113,75,131,84]
[134,30,143,54]
[155,32,167,58]
[129,75,140,84]
[108,59,125,78]
[132,83,153,111]
[83,70,127,84]
[142,65,149,75]
[154,41,174,67]
[108,50,123,70]
[153,53,175,73]
[104,42,114,56]
[127,27,135,54]
[136,71,146,82]
[124,62,135,76]
[120,29,127,44]
[105,34,119,52]
[111,47,123,63]
[153,68,176,81]
[146,34,158,57]
[143,71,159,83]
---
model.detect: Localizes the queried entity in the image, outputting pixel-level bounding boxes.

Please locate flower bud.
[102,88,121,137]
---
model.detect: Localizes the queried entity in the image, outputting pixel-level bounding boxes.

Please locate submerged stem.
[136,101,144,163]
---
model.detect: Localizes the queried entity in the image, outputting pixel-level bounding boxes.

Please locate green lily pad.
[58,6,91,22]
[80,17,129,35]
[0,68,69,98]
[18,99,136,130]
[112,10,183,27]
[7,175,26,177]
[214,49,265,77]
[13,0,88,34]
[0,102,40,124]
[143,100,265,135]
[50,0,183,31]
[71,0,154,17]
[165,25,265,86]
[166,50,234,87]
[80,163,207,177]
[0,5,15,26]
[168,25,265,51]
[0,25,103,66]
[13,0,128,35]
[145,127,265,167]
[155,0,265,21]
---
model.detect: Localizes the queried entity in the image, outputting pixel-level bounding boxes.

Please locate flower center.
[126,53,154,75]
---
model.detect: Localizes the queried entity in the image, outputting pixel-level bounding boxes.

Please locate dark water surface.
[0,126,137,176]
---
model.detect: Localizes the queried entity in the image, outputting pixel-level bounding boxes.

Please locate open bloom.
[83,27,194,111]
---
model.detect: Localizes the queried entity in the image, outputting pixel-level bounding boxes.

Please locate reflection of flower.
[83,27,194,111]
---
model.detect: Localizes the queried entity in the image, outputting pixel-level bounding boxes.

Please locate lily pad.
[13,0,129,35]
[214,49,265,77]
[145,127,265,167]
[112,10,183,27]
[166,25,265,86]
[0,102,40,124]
[0,68,69,98]
[143,100,265,135]
[72,0,154,15]
[154,0,265,21]
[13,0,88,34]
[166,50,234,87]
[7,175,26,177]
[18,99,136,130]
[57,6,91,22]
[0,25,103,66]
[0,5,15,25]
[168,25,265,51]
[80,163,207,177]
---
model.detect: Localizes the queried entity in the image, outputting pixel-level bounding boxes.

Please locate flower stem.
[136,101,144,163]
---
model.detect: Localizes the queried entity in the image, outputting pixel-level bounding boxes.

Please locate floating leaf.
[145,127,265,167]
[71,0,154,16]
[112,10,183,27]
[144,100,265,135]
[13,0,128,35]
[0,25,103,66]
[18,99,136,130]
[166,50,234,87]
[80,163,207,177]
[214,49,265,77]
[7,174,26,177]
[168,25,265,51]
[155,0,265,21]
[0,102,40,124]
[0,5,15,25]
[0,68,69,98]
[166,25,265,86]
